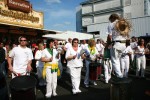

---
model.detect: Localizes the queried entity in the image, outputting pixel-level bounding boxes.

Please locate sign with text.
[0,0,43,29]
[7,0,32,13]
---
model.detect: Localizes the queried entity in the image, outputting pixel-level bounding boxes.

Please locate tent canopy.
[42,31,93,41]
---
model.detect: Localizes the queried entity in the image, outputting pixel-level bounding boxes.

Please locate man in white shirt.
[64,38,72,51]
[96,39,104,63]
[107,14,127,78]
[80,40,88,49]
[8,36,33,78]
[63,38,72,74]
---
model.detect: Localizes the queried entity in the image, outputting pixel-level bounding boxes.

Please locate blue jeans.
[0,61,6,77]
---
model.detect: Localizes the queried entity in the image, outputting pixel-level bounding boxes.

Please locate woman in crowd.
[135,39,146,78]
[34,42,46,86]
[120,40,133,78]
[65,38,86,94]
[103,36,112,83]
[84,39,99,87]
[41,39,59,98]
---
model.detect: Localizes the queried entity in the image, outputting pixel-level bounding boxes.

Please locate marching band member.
[103,36,112,83]
[84,39,99,87]
[120,40,133,78]
[41,39,59,98]
[34,42,46,86]
[80,40,88,50]
[96,39,104,63]
[65,38,86,94]
[135,39,146,78]
[107,13,131,78]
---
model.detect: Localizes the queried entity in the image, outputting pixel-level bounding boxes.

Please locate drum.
[110,78,132,100]
[89,63,102,80]
[10,76,37,100]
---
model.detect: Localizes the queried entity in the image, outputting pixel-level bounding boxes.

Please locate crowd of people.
[0,13,150,99]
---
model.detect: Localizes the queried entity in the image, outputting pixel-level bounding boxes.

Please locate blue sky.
[29,0,85,31]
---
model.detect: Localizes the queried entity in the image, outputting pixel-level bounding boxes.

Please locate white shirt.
[35,50,44,68]
[135,46,145,57]
[80,43,88,49]
[84,46,99,61]
[65,46,83,68]
[9,45,33,73]
[107,20,127,41]
[121,46,133,59]
[65,42,72,50]
[42,48,58,66]
[96,43,104,54]
[130,42,138,49]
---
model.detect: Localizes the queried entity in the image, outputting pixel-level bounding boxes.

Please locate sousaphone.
[115,18,131,37]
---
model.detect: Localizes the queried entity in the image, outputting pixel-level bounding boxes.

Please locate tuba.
[115,18,131,37]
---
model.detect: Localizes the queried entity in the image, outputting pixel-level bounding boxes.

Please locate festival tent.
[42,31,93,41]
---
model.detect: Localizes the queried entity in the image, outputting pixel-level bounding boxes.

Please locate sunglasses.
[20,40,27,42]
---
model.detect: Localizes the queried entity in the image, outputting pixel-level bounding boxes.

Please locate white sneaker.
[85,84,89,88]
[93,82,97,85]
[77,89,82,93]
[45,93,51,98]
[105,80,108,84]
[72,91,77,95]
[53,93,57,96]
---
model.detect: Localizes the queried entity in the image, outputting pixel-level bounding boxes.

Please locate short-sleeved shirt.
[121,46,133,59]
[65,47,83,68]
[107,20,127,41]
[35,50,44,68]
[42,48,58,66]
[96,43,104,54]
[84,46,99,61]
[65,42,72,50]
[80,43,88,50]
[9,45,33,73]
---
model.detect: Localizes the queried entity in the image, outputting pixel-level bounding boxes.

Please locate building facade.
[76,0,150,41]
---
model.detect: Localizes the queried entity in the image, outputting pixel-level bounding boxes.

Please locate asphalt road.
[6,66,150,100]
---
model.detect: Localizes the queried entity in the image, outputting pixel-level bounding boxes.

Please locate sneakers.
[53,93,57,96]
[93,82,97,86]
[45,93,51,98]
[85,84,89,88]
[105,80,108,84]
[77,89,82,93]
[72,90,82,94]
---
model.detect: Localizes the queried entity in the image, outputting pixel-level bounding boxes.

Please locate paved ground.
[6,65,150,100]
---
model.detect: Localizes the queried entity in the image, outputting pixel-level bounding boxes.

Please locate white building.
[76,0,150,41]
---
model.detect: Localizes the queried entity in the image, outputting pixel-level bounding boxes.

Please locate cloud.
[44,0,61,4]
[49,9,74,18]
[53,22,72,27]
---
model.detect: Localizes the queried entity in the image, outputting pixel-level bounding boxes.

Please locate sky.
[29,0,86,31]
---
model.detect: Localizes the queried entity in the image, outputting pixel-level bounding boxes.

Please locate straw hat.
[115,18,131,36]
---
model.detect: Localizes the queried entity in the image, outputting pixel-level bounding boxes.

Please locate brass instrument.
[115,18,131,37]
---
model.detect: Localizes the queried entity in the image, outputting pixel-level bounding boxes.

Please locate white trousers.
[45,68,57,96]
[136,55,146,77]
[104,59,112,82]
[120,58,130,78]
[37,67,46,85]
[69,67,82,93]
[110,47,123,78]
